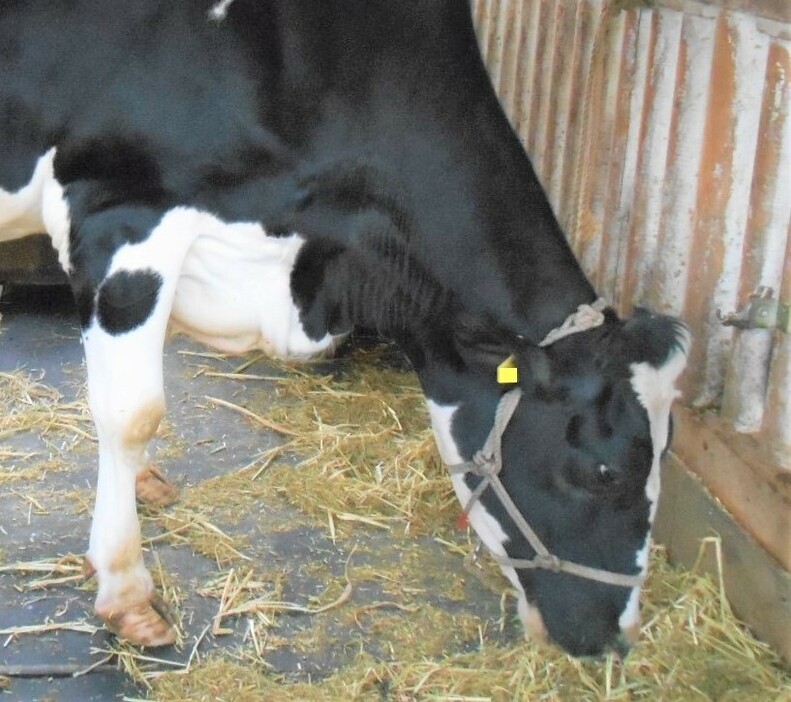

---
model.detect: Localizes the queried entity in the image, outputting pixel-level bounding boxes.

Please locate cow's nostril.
[611,632,634,660]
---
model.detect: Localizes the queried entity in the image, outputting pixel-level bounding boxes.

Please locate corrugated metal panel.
[472,0,791,470]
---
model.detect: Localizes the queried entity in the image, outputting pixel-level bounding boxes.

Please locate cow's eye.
[597,464,617,485]
[560,459,623,496]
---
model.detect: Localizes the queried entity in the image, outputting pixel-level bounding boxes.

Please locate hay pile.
[148,544,791,701]
[146,346,790,701]
[250,350,455,537]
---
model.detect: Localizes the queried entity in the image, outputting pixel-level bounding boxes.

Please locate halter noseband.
[448,299,644,589]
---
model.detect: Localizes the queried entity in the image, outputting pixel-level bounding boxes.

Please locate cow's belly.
[170,222,337,359]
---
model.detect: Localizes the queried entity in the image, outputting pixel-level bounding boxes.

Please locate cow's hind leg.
[77,209,201,646]
[135,462,179,508]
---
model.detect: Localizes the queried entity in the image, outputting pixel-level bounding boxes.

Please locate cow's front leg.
[71,208,202,645]
[82,317,178,646]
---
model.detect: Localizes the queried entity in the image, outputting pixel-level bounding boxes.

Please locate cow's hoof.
[83,555,96,579]
[135,465,179,507]
[98,592,178,647]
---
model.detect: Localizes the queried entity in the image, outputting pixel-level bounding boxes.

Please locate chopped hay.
[147,346,790,701]
[0,553,85,591]
[150,507,252,566]
[0,369,93,444]
[240,349,456,538]
[149,544,791,701]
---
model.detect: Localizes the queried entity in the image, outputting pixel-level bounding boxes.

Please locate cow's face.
[426,309,689,658]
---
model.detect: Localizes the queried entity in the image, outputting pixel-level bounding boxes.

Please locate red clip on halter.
[449,300,644,589]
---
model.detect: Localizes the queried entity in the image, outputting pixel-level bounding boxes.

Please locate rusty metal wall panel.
[623,9,683,309]
[687,12,766,409]
[749,33,791,459]
[472,0,791,466]
[764,221,791,463]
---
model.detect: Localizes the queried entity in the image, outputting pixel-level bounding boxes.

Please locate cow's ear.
[621,309,690,368]
[452,311,519,369]
[451,310,561,389]
[514,344,553,391]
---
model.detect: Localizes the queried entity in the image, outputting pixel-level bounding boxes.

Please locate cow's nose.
[611,623,640,660]
[614,634,632,659]
[621,620,641,646]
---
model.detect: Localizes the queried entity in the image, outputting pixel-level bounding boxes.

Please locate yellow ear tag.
[497,355,518,384]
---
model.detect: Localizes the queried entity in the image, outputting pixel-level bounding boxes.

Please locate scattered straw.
[205,396,301,437]
[0,553,85,590]
[201,552,355,643]
[0,370,93,445]
[0,620,98,638]
[242,349,455,538]
[147,507,252,566]
[148,543,791,701]
[197,566,287,637]
[0,370,93,491]
[149,346,789,701]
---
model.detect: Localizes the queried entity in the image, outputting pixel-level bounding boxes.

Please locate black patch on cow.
[0,98,52,191]
[65,197,164,329]
[54,136,167,209]
[96,269,162,335]
[296,164,413,232]
[291,238,348,336]
[291,228,459,351]
[565,414,583,447]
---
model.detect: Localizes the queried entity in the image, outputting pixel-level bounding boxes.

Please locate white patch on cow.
[621,332,690,631]
[426,399,541,639]
[208,0,236,21]
[629,337,689,519]
[426,400,464,465]
[0,148,72,272]
[168,213,336,358]
[0,152,333,360]
[618,536,650,632]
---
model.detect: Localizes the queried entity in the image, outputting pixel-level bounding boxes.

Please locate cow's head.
[422,306,689,658]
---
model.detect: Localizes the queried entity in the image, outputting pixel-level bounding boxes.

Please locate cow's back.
[1,0,594,343]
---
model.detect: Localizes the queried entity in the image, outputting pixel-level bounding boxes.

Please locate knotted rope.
[538,298,608,347]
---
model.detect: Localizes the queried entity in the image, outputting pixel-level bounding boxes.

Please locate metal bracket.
[778,302,790,334]
[719,287,788,333]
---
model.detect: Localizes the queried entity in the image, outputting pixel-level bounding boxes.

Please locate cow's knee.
[113,397,180,506]
[121,397,165,449]
[88,389,165,469]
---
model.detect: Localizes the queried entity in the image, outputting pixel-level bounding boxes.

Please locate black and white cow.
[0,0,689,658]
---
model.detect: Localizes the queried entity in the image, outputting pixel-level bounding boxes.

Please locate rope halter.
[538,297,608,347]
[448,299,644,589]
